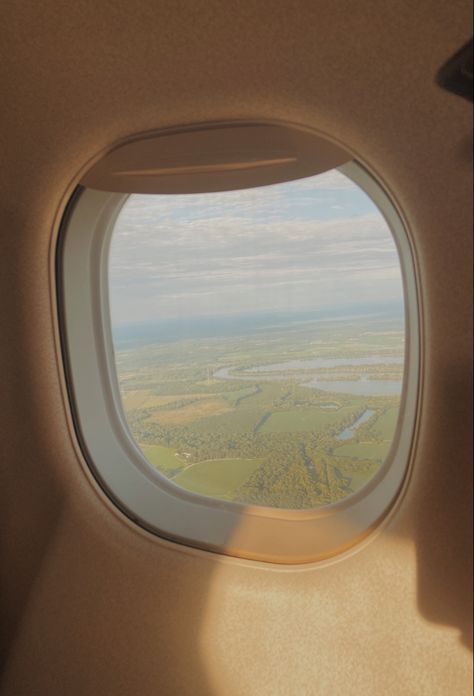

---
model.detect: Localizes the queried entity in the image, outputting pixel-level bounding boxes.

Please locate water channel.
[336,408,375,441]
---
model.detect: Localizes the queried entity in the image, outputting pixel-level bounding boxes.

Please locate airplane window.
[108,168,406,509]
[60,146,419,560]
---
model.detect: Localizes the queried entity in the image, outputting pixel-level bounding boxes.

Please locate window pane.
[109,169,405,509]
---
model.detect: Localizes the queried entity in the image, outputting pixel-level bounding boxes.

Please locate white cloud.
[108,170,403,323]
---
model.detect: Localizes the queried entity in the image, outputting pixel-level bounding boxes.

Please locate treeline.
[126,399,393,469]
[234,448,354,508]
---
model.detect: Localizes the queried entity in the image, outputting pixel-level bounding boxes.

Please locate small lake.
[337,409,375,441]
[244,355,403,372]
[305,377,402,396]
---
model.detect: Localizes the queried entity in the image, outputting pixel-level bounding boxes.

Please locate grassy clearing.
[369,407,399,439]
[260,406,354,433]
[335,441,391,461]
[173,458,263,500]
[140,444,187,473]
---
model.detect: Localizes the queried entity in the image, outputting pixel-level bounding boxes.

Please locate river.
[214,355,403,397]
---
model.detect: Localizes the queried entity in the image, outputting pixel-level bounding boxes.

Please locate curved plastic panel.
[80,123,351,194]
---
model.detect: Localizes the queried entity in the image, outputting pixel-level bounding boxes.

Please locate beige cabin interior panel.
[0,2,472,694]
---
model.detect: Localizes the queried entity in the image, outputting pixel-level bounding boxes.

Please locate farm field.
[260,406,356,433]
[173,458,263,500]
[369,407,399,439]
[122,391,210,411]
[114,308,404,509]
[146,396,233,425]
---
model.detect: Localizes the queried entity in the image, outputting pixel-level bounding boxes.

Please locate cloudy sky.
[108,169,403,326]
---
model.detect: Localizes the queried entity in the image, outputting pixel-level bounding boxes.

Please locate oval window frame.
[57,127,420,564]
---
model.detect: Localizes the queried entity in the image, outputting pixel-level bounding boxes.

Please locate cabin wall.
[0,2,472,694]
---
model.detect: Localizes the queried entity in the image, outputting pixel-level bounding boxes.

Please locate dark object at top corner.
[436,38,473,103]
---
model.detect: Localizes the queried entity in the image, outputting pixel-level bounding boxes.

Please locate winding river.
[214,355,403,397]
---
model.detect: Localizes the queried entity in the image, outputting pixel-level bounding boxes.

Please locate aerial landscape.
[109,168,405,509]
[113,306,404,508]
